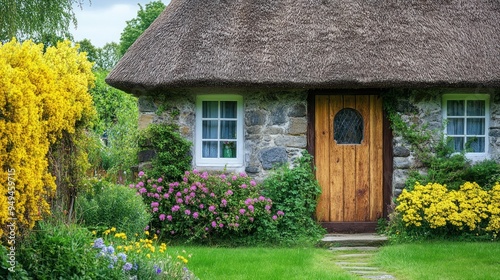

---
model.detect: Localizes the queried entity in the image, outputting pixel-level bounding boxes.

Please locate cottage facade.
[107,0,500,232]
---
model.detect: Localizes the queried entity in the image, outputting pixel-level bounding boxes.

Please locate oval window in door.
[334,108,364,144]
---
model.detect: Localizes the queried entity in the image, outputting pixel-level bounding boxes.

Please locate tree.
[119,0,166,56]
[0,0,88,45]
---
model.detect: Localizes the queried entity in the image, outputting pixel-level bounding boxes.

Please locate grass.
[177,246,357,280]
[373,241,500,280]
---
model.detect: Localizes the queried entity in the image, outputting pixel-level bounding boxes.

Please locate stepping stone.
[330,246,380,251]
[337,253,374,258]
[362,275,396,279]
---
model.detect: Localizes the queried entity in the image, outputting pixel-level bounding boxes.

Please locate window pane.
[202,101,218,118]
[202,141,218,158]
[202,120,218,139]
[334,108,364,144]
[221,141,236,158]
[467,100,485,116]
[447,100,464,116]
[467,137,485,152]
[220,120,236,139]
[447,119,464,135]
[467,119,485,135]
[221,101,237,118]
[448,137,464,152]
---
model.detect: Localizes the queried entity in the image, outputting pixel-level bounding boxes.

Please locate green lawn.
[373,242,500,280]
[177,246,357,280]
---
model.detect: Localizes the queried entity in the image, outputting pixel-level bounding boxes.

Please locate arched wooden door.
[315,95,383,228]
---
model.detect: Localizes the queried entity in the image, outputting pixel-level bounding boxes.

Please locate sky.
[71,0,170,48]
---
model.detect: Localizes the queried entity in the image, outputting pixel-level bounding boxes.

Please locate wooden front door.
[315,95,383,224]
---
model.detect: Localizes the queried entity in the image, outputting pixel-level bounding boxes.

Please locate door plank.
[355,95,371,221]
[315,95,330,222]
[369,95,384,220]
[330,96,344,221]
[342,95,357,221]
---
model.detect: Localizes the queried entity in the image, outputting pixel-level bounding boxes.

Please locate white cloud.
[72,1,165,48]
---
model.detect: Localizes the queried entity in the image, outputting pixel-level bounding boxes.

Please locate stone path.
[321,234,397,279]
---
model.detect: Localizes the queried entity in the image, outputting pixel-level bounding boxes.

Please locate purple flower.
[93,238,105,249]
[193,212,199,219]
[221,199,227,207]
[226,190,233,196]
[239,209,246,215]
[219,223,224,228]
[157,186,163,192]
[190,185,197,191]
[250,180,257,186]
[163,193,170,199]
[259,196,266,201]
[210,192,215,197]
[185,171,190,176]
[185,209,191,216]
[172,205,180,212]
[118,252,127,262]
[211,221,217,228]
[209,205,216,212]
[277,210,285,216]
[244,198,253,205]
[123,262,133,271]
[138,171,145,177]
[138,181,144,187]
[151,202,159,208]
[176,192,182,197]
[272,215,278,220]
[199,204,205,209]
[265,205,271,211]
[154,193,160,199]
[219,174,226,180]
[139,188,147,194]
[167,215,172,221]
[158,177,163,183]
[240,184,247,189]
[232,175,238,181]
[154,265,162,274]
[248,205,254,212]
[159,214,166,221]
[235,215,239,220]
[239,172,247,177]
[193,169,199,174]
[183,177,188,182]
[177,198,183,204]
[190,192,196,197]
[153,207,159,212]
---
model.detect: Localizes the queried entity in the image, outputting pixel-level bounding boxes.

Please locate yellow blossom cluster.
[0,39,94,238]
[396,182,500,234]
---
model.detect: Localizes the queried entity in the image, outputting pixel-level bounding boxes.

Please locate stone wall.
[135,88,308,181]
[390,89,500,196]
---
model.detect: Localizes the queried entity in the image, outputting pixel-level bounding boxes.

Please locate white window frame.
[442,94,490,162]
[195,94,244,168]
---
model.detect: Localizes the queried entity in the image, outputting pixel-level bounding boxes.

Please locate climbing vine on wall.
[0,39,95,239]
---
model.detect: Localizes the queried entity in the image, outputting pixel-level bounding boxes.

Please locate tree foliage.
[119,0,166,56]
[0,39,95,238]
[0,0,88,46]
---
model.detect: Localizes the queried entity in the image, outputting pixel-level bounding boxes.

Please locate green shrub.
[132,170,284,244]
[138,124,192,182]
[464,160,500,190]
[17,221,100,279]
[261,152,326,244]
[76,179,151,237]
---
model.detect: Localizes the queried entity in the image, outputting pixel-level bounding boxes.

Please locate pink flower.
[277,210,285,216]
[221,199,227,207]
[272,215,278,220]
[211,221,217,228]
[193,169,199,174]
[129,184,134,188]
[226,190,233,196]
[259,196,266,201]
[210,192,215,197]
[199,204,204,209]
[176,192,182,197]
[138,171,145,177]
[163,193,170,199]
[209,205,216,212]
[154,194,160,199]
[172,205,180,212]
[157,177,163,183]
[151,202,159,208]
[185,171,190,176]
[248,205,254,212]
[239,172,247,177]
[219,223,224,228]
[159,214,166,221]
[138,181,144,187]
[219,174,226,180]
[265,205,271,211]
[177,198,183,204]
[153,207,158,212]
[167,215,172,221]
[250,180,257,186]
[185,209,191,216]
[232,175,237,181]
[139,188,147,194]
[193,212,199,219]
[240,184,247,189]
[239,209,246,215]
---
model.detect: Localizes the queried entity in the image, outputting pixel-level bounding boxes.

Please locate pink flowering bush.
[131,170,284,242]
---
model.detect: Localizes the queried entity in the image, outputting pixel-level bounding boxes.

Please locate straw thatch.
[106,0,500,94]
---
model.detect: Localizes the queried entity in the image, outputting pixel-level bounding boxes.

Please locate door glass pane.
[202,120,218,139]
[447,100,464,116]
[220,101,237,118]
[467,137,485,152]
[220,120,236,139]
[467,119,485,135]
[467,100,485,116]
[447,119,464,135]
[202,141,218,158]
[202,101,218,118]
[334,108,364,144]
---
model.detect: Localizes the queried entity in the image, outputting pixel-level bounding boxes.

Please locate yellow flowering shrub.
[0,39,94,239]
[395,182,498,236]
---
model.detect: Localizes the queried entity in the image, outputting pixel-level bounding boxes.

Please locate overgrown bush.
[76,179,151,237]
[386,182,500,241]
[138,124,192,182]
[261,153,326,244]
[131,170,284,243]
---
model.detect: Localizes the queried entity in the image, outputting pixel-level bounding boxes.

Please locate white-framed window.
[442,94,490,161]
[195,94,244,167]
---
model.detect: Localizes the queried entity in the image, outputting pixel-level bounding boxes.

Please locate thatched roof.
[106,0,500,94]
